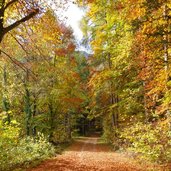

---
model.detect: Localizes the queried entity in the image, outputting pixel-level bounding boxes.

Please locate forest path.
[28,136,144,171]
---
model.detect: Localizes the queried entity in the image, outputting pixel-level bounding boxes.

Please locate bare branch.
[1,49,27,71]
[4,8,39,34]
[1,49,37,79]
[4,0,18,10]
[10,34,30,55]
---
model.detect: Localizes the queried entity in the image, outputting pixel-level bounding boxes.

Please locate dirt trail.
[28,136,145,171]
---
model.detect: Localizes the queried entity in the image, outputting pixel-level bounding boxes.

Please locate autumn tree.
[79,0,144,142]
[0,0,40,43]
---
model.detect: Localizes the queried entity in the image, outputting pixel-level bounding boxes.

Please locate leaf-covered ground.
[28,136,151,171]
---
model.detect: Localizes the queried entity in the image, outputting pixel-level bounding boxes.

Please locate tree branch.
[4,8,39,34]
[10,33,30,56]
[1,49,37,79]
[4,0,18,10]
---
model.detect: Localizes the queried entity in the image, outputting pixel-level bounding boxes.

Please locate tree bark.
[24,70,32,136]
[2,65,10,124]
[163,4,171,128]
[49,101,55,141]
[0,0,39,43]
[108,53,119,130]
[32,94,37,136]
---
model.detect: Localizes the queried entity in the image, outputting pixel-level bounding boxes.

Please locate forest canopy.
[0,0,171,170]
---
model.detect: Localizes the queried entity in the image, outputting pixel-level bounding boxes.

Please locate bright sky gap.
[48,0,84,42]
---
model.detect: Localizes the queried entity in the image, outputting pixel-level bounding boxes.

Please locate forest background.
[0,0,171,170]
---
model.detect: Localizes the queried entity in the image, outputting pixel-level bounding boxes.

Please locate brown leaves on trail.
[29,137,145,171]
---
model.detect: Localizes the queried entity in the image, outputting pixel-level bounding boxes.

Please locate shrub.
[120,121,171,163]
[0,119,55,171]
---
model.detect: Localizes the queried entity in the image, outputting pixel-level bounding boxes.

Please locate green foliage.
[0,131,55,171]
[2,0,171,169]
[120,122,171,163]
[0,116,55,171]
[0,116,20,145]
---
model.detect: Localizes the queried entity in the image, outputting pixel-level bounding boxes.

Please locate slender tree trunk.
[108,54,115,127]
[24,70,32,136]
[32,94,37,136]
[49,102,54,141]
[0,34,3,43]
[0,1,5,44]
[143,81,148,122]
[105,4,119,130]
[67,112,71,139]
[2,65,10,124]
[163,4,171,128]
[64,112,72,139]
[108,53,119,130]
[111,93,116,128]
[163,5,169,86]
[24,87,31,136]
[115,95,119,128]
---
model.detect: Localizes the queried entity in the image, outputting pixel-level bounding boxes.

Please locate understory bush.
[0,120,55,171]
[120,121,171,163]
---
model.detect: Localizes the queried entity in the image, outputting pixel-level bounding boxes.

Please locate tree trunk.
[108,53,119,130]
[49,102,54,141]
[2,65,10,124]
[0,0,39,44]
[163,4,171,128]
[0,0,5,44]
[67,113,71,139]
[32,94,37,136]
[24,70,32,136]
[24,87,31,136]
